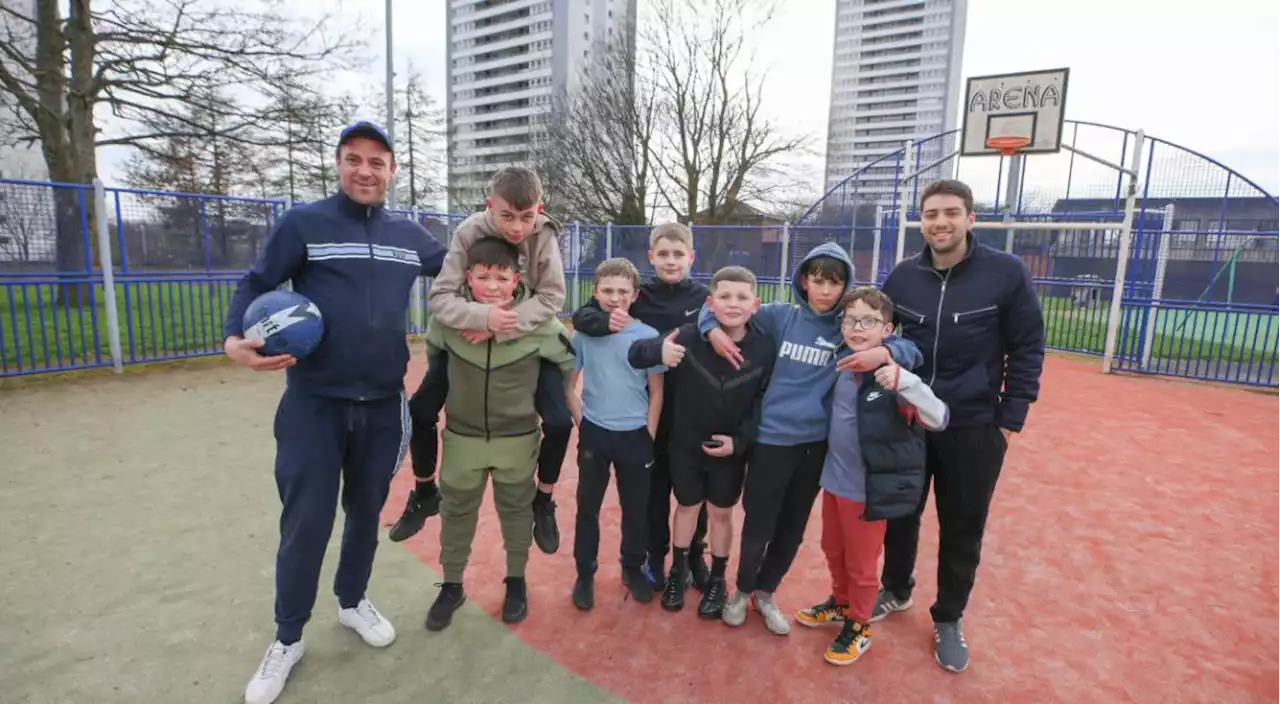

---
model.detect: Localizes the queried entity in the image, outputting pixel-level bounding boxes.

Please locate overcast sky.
[97,0,1280,204]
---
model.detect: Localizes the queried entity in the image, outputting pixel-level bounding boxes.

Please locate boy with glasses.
[794,287,948,666]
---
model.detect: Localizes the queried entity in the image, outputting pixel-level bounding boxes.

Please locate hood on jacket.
[790,240,855,308]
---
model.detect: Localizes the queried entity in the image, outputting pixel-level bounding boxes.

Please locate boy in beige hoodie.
[390,167,572,558]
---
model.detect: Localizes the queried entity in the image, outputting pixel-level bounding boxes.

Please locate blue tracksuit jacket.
[224,192,447,401]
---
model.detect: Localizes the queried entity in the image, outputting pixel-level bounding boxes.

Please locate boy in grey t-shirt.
[567,258,667,610]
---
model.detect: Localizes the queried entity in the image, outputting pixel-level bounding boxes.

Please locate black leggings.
[407,350,574,486]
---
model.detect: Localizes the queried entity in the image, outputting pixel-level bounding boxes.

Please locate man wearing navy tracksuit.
[222,121,447,704]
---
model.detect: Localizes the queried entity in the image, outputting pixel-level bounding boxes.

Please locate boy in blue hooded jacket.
[697,241,922,635]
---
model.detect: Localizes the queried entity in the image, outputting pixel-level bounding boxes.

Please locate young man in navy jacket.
[222,121,447,704]
[869,179,1045,674]
[572,223,714,592]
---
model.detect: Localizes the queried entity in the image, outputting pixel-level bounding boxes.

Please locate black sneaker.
[661,567,686,611]
[532,497,560,554]
[389,486,440,543]
[425,582,465,632]
[572,574,594,611]
[621,566,654,603]
[502,577,528,623]
[696,576,727,619]
[688,552,711,592]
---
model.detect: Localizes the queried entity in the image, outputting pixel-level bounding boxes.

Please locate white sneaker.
[338,598,396,648]
[753,591,791,635]
[721,591,750,627]
[244,639,305,704]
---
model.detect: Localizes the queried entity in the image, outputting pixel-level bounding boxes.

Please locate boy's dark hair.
[800,256,848,284]
[920,179,975,213]
[841,286,894,320]
[594,257,640,289]
[488,166,544,210]
[711,265,756,290]
[466,237,521,273]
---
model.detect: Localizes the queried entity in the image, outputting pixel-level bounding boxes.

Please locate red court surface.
[383,354,1279,704]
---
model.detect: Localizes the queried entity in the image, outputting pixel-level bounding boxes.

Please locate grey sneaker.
[933,621,970,673]
[721,591,750,627]
[868,588,913,623]
[753,592,791,635]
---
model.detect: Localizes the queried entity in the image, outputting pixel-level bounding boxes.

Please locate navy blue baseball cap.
[338,120,394,154]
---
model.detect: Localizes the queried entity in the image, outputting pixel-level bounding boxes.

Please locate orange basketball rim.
[987,135,1030,156]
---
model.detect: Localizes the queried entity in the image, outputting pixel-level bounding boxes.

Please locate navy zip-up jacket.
[223,191,447,401]
[627,320,775,457]
[881,235,1045,432]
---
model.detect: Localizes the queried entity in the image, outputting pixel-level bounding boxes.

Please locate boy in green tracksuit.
[421,237,576,633]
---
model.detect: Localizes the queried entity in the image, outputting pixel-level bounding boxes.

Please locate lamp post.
[385,0,397,209]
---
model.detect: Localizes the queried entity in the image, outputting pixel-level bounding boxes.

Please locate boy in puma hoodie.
[392,167,572,559]
[697,241,922,635]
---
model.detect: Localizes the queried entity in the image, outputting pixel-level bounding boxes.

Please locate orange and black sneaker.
[824,621,872,666]
[794,596,848,628]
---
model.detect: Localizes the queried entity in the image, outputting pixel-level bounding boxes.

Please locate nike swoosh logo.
[685,309,698,316]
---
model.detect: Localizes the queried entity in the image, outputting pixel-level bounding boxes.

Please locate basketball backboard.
[960,68,1070,156]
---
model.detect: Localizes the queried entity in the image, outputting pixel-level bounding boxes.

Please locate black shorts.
[669,446,747,509]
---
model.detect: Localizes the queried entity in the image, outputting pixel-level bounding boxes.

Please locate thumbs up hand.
[608,307,632,332]
[661,330,686,367]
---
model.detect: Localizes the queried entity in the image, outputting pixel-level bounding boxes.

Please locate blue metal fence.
[795,119,1279,389]
[2,122,1277,389]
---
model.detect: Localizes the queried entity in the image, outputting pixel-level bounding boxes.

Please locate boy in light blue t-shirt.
[567,258,666,611]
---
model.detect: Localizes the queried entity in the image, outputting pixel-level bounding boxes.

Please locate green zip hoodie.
[425,284,576,445]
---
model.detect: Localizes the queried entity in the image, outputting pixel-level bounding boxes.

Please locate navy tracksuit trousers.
[272,384,410,644]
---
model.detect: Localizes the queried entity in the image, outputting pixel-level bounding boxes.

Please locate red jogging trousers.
[821,490,888,624]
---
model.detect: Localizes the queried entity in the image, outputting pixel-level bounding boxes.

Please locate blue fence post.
[779,221,791,300]
[571,222,581,310]
[93,179,123,373]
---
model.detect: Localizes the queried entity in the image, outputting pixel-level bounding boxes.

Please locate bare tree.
[394,64,446,210]
[642,0,809,224]
[0,164,55,266]
[0,0,362,301]
[253,75,354,204]
[350,67,447,210]
[537,33,656,226]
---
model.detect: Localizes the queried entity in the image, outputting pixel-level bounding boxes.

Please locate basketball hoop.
[987,135,1030,157]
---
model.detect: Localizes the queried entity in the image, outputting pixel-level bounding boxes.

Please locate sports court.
[1,351,1275,704]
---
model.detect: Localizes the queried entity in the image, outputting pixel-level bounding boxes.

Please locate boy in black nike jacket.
[627,266,774,619]
[571,222,713,591]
